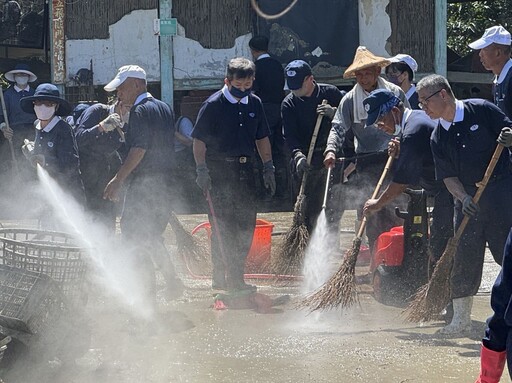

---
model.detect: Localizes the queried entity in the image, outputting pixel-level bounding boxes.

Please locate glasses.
[418,89,442,109]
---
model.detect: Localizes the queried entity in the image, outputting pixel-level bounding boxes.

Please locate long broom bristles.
[297,237,362,311]
[404,238,455,322]
[169,212,210,267]
[271,193,309,275]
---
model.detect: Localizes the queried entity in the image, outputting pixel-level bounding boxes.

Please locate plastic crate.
[0,265,67,334]
[191,219,274,273]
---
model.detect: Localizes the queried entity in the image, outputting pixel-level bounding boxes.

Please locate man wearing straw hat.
[0,64,37,188]
[417,74,512,334]
[324,46,409,254]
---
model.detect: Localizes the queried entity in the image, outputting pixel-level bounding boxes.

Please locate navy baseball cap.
[363,89,400,127]
[284,60,312,90]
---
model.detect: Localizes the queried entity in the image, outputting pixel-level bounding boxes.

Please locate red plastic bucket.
[191,219,274,273]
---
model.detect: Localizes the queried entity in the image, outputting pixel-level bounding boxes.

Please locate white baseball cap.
[104,65,146,92]
[469,25,511,49]
[388,54,418,72]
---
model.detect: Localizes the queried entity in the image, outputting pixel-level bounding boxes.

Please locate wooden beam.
[435,0,447,77]
[159,0,174,107]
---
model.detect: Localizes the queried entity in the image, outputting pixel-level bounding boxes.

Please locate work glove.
[316,103,336,120]
[195,163,211,192]
[462,195,479,217]
[262,160,276,196]
[475,344,506,383]
[294,151,308,177]
[99,113,123,132]
[0,122,13,140]
[21,139,34,159]
[497,127,512,147]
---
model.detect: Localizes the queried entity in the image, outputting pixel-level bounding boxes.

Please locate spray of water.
[301,210,335,295]
[36,165,154,319]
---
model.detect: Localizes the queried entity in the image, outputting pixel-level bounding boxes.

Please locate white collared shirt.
[405,85,416,101]
[134,92,153,106]
[495,59,512,85]
[37,116,60,132]
[221,84,249,105]
[439,99,464,131]
[256,53,270,61]
[14,85,30,93]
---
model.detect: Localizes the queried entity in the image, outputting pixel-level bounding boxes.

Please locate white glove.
[22,139,35,159]
[0,122,13,140]
[99,113,123,132]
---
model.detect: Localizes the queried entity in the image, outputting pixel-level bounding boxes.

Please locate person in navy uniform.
[416,74,512,334]
[192,57,276,291]
[103,65,183,304]
[281,59,345,246]
[19,83,85,227]
[249,35,288,200]
[361,89,453,272]
[385,54,420,109]
[469,25,512,119]
[75,100,129,233]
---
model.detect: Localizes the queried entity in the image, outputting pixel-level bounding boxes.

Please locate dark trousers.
[451,176,512,298]
[121,174,178,299]
[428,187,454,266]
[208,159,257,288]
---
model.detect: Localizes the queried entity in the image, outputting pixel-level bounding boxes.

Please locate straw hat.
[343,46,390,79]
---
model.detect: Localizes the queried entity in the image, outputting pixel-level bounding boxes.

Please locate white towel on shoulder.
[353,77,398,123]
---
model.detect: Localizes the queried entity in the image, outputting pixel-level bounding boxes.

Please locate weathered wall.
[66,10,160,86]
[359,0,392,57]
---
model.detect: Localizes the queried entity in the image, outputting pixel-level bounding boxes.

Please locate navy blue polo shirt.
[192,88,269,159]
[281,83,344,165]
[0,85,36,128]
[431,99,512,186]
[33,117,81,185]
[125,95,175,176]
[253,55,285,105]
[75,103,124,159]
[393,110,438,190]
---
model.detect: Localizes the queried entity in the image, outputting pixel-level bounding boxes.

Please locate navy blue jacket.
[0,86,36,128]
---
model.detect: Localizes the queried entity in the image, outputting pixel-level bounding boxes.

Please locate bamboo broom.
[299,154,395,311]
[405,144,504,322]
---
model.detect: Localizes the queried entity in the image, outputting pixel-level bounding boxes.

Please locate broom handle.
[297,99,329,195]
[451,143,504,242]
[356,154,395,238]
[0,87,19,174]
[321,166,332,209]
[205,190,227,261]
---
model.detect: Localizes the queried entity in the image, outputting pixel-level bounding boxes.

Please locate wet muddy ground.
[0,211,509,383]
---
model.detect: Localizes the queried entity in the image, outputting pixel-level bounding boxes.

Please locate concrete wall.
[358,0,391,57]
[66,9,160,86]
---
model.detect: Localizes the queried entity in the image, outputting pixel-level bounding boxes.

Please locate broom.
[271,100,328,276]
[298,153,395,311]
[405,144,504,323]
[169,211,210,271]
[0,86,19,178]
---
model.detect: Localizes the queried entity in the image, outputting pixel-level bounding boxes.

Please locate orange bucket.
[191,219,274,273]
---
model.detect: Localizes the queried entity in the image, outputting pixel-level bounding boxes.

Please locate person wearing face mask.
[385,54,420,109]
[192,57,276,292]
[0,64,37,191]
[361,89,453,274]
[19,83,85,227]
[324,46,409,255]
[281,59,345,245]
[74,100,127,233]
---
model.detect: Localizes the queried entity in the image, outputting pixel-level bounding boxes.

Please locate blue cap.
[284,60,312,90]
[363,89,400,126]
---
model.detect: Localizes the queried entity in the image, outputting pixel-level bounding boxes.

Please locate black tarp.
[0,0,47,49]
[255,0,359,70]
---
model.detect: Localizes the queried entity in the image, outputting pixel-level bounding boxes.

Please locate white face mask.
[34,104,56,121]
[15,75,29,86]
[391,110,402,136]
[121,111,130,124]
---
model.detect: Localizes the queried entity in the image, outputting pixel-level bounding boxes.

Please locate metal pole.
[159,0,174,107]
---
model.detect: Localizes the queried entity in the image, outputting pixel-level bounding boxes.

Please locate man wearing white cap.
[385,54,420,109]
[469,25,512,118]
[103,64,183,305]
